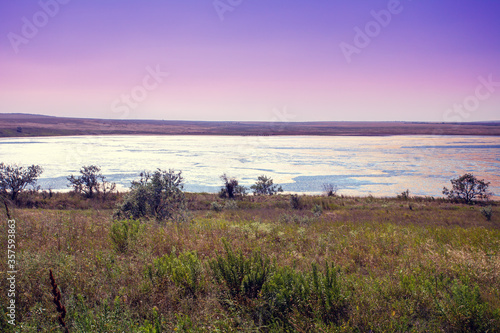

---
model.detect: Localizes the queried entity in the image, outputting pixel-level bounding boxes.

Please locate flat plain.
[1,113,500,137]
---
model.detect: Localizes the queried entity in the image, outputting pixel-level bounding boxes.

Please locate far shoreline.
[1,113,500,137]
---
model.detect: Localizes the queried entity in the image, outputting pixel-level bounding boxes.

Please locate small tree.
[397,189,410,200]
[0,163,43,200]
[290,194,300,209]
[443,173,490,204]
[115,169,186,222]
[250,175,283,195]
[323,183,338,197]
[219,174,247,199]
[67,165,115,199]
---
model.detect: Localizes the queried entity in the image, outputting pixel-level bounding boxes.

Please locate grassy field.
[1,193,499,332]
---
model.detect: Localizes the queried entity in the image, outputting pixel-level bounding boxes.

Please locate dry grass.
[1,193,499,332]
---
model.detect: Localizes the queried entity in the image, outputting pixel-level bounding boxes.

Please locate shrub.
[261,266,307,325]
[224,200,238,210]
[278,213,316,225]
[437,279,499,333]
[146,250,203,297]
[210,239,271,300]
[262,262,349,327]
[289,194,300,209]
[480,206,493,221]
[67,165,116,199]
[308,262,349,324]
[219,174,247,199]
[250,175,283,195]
[397,189,410,200]
[0,162,43,200]
[311,204,323,217]
[115,169,186,222]
[210,201,224,212]
[109,219,141,253]
[138,307,163,333]
[443,173,490,204]
[322,183,338,197]
[174,313,196,332]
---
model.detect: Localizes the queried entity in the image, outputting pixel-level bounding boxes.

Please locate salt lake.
[1,135,499,198]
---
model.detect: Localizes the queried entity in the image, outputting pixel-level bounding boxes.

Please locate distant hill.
[1,113,499,137]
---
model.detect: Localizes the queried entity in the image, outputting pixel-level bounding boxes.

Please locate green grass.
[1,194,499,332]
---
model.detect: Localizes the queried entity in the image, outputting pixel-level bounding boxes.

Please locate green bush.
[311,204,323,216]
[224,199,238,210]
[210,239,271,300]
[250,175,283,195]
[210,201,224,212]
[278,213,316,225]
[261,266,308,325]
[309,262,349,324]
[109,219,141,253]
[146,250,203,297]
[65,294,135,332]
[138,307,163,333]
[115,169,187,222]
[480,205,493,221]
[209,240,349,328]
[437,279,499,332]
[174,313,196,332]
[262,262,349,327]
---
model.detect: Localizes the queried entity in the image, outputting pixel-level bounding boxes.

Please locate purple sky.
[1,0,499,122]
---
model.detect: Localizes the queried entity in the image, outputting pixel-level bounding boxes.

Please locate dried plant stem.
[49,269,69,333]
[3,198,11,219]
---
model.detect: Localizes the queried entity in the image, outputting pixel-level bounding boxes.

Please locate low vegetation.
[1,166,498,331]
[1,190,499,332]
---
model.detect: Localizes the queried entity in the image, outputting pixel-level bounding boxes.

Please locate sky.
[1,0,499,122]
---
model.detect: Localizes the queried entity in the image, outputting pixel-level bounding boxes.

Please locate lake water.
[1,135,499,198]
